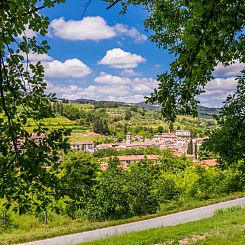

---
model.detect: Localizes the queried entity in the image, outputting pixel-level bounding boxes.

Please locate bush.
[153,173,181,204]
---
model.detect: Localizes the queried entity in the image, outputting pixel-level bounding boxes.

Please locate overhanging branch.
[106,0,120,10]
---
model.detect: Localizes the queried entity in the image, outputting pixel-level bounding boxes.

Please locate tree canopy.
[203,79,245,165]
[0,0,69,214]
[104,0,245,121]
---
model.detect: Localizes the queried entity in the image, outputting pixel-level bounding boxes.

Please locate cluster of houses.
[27,130,217,169]
[69,130,218,169]
[70,130,206,157]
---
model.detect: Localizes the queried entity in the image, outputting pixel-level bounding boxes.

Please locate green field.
[83,206,245,245]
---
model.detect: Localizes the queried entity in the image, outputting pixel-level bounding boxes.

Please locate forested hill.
[67,99,220,118]
[134,102,220,118]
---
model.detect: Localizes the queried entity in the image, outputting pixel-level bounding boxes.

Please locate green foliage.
[157,125,164,133]
[159,155,192,173]
[187,139,193,155]
[0,0,71,214]
[197,144,216,160]
[126,164,158,216]
[93,147,162,158]
[153,173,181,204]
[204,79,245,165]
[189,167,245,199]
[92,110,110,135]
[124,110,132,120]
[62,104,85,120]
[60,152,99,218]
[94,101,120,109]
[104,0,244,121]
[86,159,128,220]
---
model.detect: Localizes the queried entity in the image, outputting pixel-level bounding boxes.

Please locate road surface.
[18,197,245,245]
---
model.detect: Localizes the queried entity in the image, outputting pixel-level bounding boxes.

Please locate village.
[69,130,217,169]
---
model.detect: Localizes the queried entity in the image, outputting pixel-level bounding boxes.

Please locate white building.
[70,141,94,153]
[176,130,191,137]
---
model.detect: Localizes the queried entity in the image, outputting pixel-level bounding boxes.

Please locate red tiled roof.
[171,151,183,157]
[200,159,219,167]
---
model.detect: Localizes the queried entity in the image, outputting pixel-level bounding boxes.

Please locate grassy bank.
[83,206,245,245]
[0,192,245,244]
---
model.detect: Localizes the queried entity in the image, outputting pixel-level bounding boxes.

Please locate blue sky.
[26,0,242,107]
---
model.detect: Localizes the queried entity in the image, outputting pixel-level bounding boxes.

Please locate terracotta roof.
[171,151,183,157]
[117,155,160,161]
[200,159,219,167]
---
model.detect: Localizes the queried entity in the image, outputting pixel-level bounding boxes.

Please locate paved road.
[19,197,245,245]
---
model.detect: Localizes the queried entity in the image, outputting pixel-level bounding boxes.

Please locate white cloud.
[213,60,244,77]
[205,77,237,91]
[47,82,130,100]
[98,48,145,69]
[49,16,147,43]
[44,58,91,78]
[21,52,54,62]
[95,72,131,85]
[46,73,157,103]
[117,95,145,103]
[17,25,37,39]
[94,73,157,91]
[198,76,238,107]
[24,28,37,38]
[49,16,116,41]
[113,24,147,43]
[121,69,141,77]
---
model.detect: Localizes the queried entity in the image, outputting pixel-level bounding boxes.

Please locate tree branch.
[23,0,57,16]
[0,57,18,153]
[106,0,120,10]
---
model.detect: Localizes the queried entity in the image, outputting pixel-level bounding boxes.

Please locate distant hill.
[133,102,220,118]
[68,98,219,118]
[70,98,126,107]
[196,105,220,118]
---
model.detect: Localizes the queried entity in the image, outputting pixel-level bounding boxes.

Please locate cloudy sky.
[29,0,243,107]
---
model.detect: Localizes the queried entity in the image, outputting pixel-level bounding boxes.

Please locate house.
[162,133,177,139]
[126,132,132,144]
[95,143,119,150]
[176,130,191,137]
[29,133,47,146]
[198,159,219,169]
[176,138,189,145]
[153,133,176,142]
[70,141,94,153]
[117,141,157,149]
[95,140,157,151]
[30,133,46,140]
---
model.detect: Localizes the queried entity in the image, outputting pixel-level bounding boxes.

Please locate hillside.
[134,101,220,118]
[69,99,220,119]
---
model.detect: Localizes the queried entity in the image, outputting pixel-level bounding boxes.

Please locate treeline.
[94,101,123,109]
[52,103,110,135]
[93,147,163,158]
